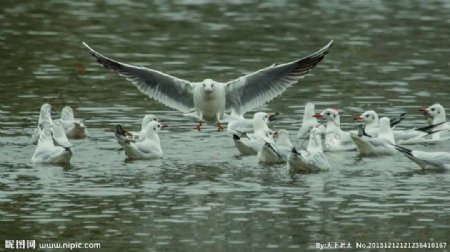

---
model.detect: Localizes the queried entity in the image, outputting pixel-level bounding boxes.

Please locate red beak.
[312,113,322,118]
[268,113,279,121]
[354,116,363,120]
[419,108,428,114]
[161,123,168,129]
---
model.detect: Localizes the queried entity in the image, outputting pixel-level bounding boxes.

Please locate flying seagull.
[83,40,333,131]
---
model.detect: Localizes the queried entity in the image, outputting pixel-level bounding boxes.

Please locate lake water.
[1,0,450,251]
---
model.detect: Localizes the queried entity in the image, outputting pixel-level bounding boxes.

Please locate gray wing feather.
[83,42,194,113]
[225,40,333,114]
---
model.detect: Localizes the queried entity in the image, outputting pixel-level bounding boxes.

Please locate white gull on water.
[115,114,158,147]
[60,106,87,139]
[257,129,293,164]
[123,121,166,160]
[83,41,333,131]
[395,145,450,170]
[398,103,450,144]
[233,112,276,155]
[288,127,330,173]
[31,128,72,164]
[314,108,355,151]
[350,117,396,156]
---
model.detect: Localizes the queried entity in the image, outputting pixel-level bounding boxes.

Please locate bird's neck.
[326,118,340,132]
[433,112,446,124]
[366,120,378,130]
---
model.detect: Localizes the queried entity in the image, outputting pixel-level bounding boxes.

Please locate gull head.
[40,103,52,114]
[39,103,52,122]
[145,121,167,135]
[315,108,339,121]
[141,114,158,130]
[254,112,271,124]
[420,103,445,119]
[355,110,379,126]
[61,106,75,121]
[202,79,215,94]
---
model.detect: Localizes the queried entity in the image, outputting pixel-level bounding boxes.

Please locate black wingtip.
[116,124,126,135]
[233,134,240,140]
[390,112,407,128]
[415,121,446,133]
[394,145,412,156]
[265,142,281,158]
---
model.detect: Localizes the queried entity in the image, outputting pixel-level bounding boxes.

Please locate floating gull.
[123,121,166,160]
[227,111,279,136]
[314,108,355,151]
[288,127,330,173]
[398,103,450,144]
[115,114,158,147]
[233,112,276,155]
[395,145,450,170]
[350,117,396,156]
[83,41,333,131]
[257,129,293,164]
[60,106,87,139]
[31,128,72,164]
[353,110,420,142]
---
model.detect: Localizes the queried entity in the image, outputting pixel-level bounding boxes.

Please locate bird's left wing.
[225,40,333,114]
[83,42,195,113]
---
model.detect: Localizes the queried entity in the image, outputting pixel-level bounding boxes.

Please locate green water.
[1,1,449,251]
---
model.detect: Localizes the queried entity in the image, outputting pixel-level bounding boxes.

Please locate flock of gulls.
[29,40,450,172]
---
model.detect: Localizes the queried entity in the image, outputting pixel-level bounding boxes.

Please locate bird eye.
[365,115,369,118]
[211,83,214,87]
[431,108,435,111]
[326,112,330,116]
[158,125,160,128]
[203,84,205,87]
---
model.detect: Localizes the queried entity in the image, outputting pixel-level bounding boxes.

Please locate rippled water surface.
[1,0,450,251]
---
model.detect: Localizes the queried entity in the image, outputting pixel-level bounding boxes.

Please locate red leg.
[216,122,224,131]
[195,121,203,131]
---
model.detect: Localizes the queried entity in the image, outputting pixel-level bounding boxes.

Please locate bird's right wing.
[83,42,195,113]
[225,40,333,115]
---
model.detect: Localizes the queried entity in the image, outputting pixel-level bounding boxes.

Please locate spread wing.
[225,40,333,114]
[83,42,195,113]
